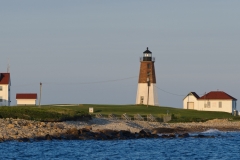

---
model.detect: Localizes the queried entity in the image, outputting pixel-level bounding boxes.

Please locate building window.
[0,86,2,91]
[204,102,210,108]
[219,102,222,108]
[0,96,2,102]
[147,63,151,69]
[207,102,211,108]
[204,102,211,108]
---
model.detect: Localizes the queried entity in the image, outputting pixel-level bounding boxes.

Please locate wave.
[201,129,221,134]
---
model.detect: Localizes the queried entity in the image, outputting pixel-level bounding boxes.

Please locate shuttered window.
[219,102,222,108]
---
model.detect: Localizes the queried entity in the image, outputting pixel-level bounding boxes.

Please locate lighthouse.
[136,47,159,106]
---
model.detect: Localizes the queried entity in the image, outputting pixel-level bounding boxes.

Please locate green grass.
[0,104,238,122]
[81,104,237,122]
[0,105,89,122]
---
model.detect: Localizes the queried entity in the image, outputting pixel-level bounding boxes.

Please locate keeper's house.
[183,91,237,113]
[16,93,37,106]
[0,73,11,106]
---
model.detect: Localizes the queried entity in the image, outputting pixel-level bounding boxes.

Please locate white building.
[0,73,11,106]
[183,91,237,113]
[16,93,37,105]
[136,47,159,106]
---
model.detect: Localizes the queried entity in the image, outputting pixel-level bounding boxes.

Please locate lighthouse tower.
[136,47,159,106]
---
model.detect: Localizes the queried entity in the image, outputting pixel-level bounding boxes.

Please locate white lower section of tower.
[136,83,159,106]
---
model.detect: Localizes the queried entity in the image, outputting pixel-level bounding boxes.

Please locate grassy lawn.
[0,105,89,122]
[79,104,238,122]
[0,104,238,122]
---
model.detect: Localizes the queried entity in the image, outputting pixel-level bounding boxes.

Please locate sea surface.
[0,130,240,160]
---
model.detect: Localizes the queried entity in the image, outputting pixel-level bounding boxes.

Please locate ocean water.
[0,130,240,160]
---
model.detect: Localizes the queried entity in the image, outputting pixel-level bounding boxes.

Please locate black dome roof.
[143,47,152,53]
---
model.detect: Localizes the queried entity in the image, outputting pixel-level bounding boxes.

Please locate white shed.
[16,93,37,105]
[183,92,200,110]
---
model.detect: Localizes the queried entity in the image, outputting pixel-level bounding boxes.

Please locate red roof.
[16,93,37,99]
[0,73,10,84]
[198,91,237,100]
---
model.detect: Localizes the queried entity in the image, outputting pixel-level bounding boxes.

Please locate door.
[187,102,194,109]
[140,96,144,104]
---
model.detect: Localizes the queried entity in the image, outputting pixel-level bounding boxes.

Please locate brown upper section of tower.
[138,47,156,83]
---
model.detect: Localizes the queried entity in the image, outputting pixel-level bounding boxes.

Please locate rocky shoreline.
[0,118,239,142]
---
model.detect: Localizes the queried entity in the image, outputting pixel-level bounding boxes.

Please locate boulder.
[45,134,52,140]
[99,129,115,138]
[152,128,175,134]
[94,132,108,140]
[66,128,79,136]
[18,138,30,142]
[79,128,90,135]
[139,129,153,138]
[84,126,92,130]
[178,133,190,138]
[7,124,15,128]
[53,124,64,129]
[168,134,176,138]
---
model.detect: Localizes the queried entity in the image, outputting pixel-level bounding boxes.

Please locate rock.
[7,124,15,128]
[18,138,30,142]
[151,128,175,134]
[94,132,108,140]
[34,136,45,141]
[66,128,79,136]
[54,124,64,129]
[46,123,53,128]
[161,134,169,138]
[178,133,190,138]
[79,128,90,135]
[13,121,19,125]
[139,129,153,138]
[45,134,52,140]
[168,134,176,138]
[84,125,92,130]
[197,134,206,138]
[39,122,46,127]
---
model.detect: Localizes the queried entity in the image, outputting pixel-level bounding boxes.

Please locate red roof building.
[16,93,38,105]
[183,91,237,113]
[198,91,237,100]
[16,93,37,99]
[0,73,11,106]
[0,73,10,84]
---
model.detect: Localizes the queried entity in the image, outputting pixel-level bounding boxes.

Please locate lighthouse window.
[147,64,151,69]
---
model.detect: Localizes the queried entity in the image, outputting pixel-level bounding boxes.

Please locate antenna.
[39,82,42,107]
[7,59,10,73]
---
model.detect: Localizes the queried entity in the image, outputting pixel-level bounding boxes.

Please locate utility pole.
[147,74,150,108]
[39,82,42,107]
[7,59,10,73]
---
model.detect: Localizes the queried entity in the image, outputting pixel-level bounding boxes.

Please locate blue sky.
[1,1,240,109]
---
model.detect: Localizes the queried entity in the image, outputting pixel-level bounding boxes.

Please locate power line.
[156,86,206,97]
[156,86,186,96]
[12,75,206,97]
[43,75,138,85]
[12,76,138,87]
